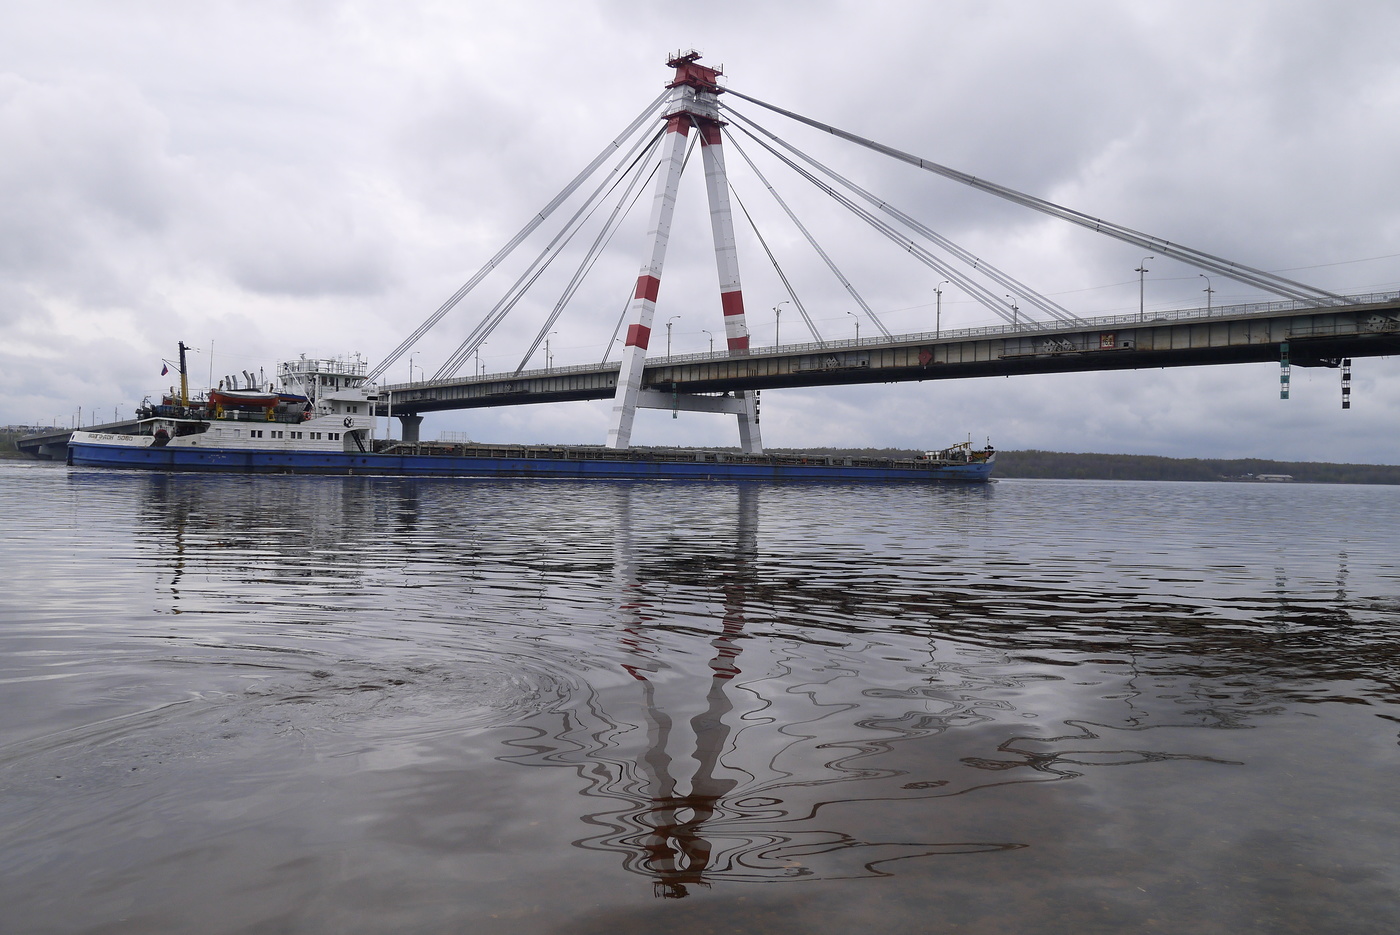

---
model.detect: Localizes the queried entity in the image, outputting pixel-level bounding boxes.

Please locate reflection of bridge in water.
[116,474,1382,898]
[495,484,1269,897]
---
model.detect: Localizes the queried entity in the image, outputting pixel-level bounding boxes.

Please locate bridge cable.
[599,290,633,366]
[597,135,710,364]
[728,128,899,340]
[723,87,1353,308]
[431,125,663,378]
[726,116,1038,328]
[429,122,669,380]
[511,129,670,373]
[725,106,1077,325]
[727,107,1079,324]
[727,178,827,344]
[367,89,671,384]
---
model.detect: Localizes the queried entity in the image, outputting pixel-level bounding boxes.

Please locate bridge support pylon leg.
[607,51,762,454]
[698,116,761,454]
[606,109,691,450]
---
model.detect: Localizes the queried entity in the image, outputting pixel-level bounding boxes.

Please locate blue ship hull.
[68,441,994,483]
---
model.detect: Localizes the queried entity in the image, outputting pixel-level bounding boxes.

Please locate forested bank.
[0,429,36,459]
[783,447,1400,485]
[990,449,1400,484]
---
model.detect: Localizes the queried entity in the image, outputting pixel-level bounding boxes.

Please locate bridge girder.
[373,299,1400,417]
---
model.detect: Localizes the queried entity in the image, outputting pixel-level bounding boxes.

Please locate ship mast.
[177,341,190,407]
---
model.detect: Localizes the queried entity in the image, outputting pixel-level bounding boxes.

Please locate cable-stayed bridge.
[361,51,1396,449]
[21,50,1397,462]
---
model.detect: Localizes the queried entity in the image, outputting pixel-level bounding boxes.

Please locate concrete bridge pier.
[398,414,423,443]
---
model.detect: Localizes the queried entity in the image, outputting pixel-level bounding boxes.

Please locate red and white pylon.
[606,52,761,452]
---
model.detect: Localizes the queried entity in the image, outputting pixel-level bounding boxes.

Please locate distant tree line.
[0,429,27,459]
[991,449,1400,484]
[779,447,1400,485]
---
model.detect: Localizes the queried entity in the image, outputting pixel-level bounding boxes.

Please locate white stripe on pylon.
[698,122,751,355]
[607,106,693,450]
[698,120,762,453]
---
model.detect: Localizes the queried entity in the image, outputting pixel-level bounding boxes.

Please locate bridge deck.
[377,293,1400,416]
[19,293,1398,458]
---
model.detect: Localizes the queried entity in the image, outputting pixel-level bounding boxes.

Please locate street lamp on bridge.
[847,310,860,343]
[702,329,714,353]
[773,301,789,347]
[1136,256,1154,321]
[475,344,486,377]
[1200,273,1214,312]
[666,316,680,360]
[1006,294,1020,330]
[546,331,558,369]
[936,279,950,337]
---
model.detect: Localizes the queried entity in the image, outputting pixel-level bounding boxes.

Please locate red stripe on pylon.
[665,114,691,135]
[699,123,723,146]
[720,291,745,317]
[726,334,750,351]
[625,324,651,349]
[634,275,661,302]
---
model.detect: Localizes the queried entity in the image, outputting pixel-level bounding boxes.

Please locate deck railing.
[379,289,1400,391]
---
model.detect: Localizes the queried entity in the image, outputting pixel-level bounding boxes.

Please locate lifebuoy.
[343,416,354,428]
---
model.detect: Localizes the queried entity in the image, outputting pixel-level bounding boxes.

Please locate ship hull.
[68,439,994,483]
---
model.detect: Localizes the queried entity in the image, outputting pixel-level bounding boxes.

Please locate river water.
[1,460,1397,934]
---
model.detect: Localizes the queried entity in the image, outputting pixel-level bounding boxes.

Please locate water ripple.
[1,465,1398,932]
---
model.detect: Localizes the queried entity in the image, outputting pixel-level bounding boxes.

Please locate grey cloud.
[0,75,180,297]
[1,1,1396,464]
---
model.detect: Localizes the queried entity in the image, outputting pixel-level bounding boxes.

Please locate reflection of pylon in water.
[607,51,761,453]
[610,485,756,897]
[626,598,745,898]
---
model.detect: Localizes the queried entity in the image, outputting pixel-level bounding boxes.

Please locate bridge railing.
[379,289,1399,390]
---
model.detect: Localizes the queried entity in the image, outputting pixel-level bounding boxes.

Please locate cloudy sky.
[4,0,1399,462]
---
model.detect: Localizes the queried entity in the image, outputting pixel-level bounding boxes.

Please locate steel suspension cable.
[725,106,1076,325]
[727,180,826,343]
[366,89,671,383]
[723,87,1352,308]
[512,130,668,373]
[598,134,709,365]
[430,123,668,379]
[725,129,880,339]
[727,117,1035,328]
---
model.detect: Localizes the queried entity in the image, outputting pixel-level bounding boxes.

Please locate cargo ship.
[66,346,995,482]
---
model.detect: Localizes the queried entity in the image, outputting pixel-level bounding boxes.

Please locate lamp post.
[666,315,680,360]
[1136,256,1154,321]
[407,352,418,384]
[546,331,557,369]
[1006,294,1020,329]
[936,279,950,337]
[475,344,486,377]
[773,301,789,347]
[702,329,714,353]
[1200,273,1213,313]
[847,310,860,343]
